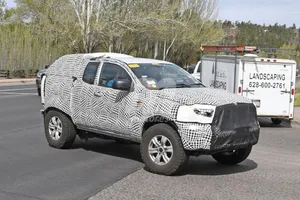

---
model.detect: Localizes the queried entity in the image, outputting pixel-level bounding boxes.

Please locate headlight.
[177,104,216,124]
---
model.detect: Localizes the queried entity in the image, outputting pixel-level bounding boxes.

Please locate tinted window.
[187,65,195,74]
[98,63,131,88]
[82,62,99,84]
[130,63,204,90]
[197,64,201,72]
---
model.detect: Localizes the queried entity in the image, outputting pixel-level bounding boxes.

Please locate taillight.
[238,87,242,93]
[291,89,295,95]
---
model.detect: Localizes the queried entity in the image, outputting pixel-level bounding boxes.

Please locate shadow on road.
[258,118,293,128]
[70,138,257,177]
[71,138,143,163]
[179,157,257,176]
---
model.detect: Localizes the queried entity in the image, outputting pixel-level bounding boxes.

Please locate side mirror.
[112,78,132,91]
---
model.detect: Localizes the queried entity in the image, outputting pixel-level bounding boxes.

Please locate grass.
[295,86,300,107]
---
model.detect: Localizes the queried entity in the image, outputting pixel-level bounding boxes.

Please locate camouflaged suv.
[40,53,260,176]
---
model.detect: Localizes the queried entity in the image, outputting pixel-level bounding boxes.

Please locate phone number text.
[249,82,286,89]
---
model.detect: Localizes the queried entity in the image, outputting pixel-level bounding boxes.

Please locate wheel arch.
[142,115,178,135]
[43,107,74,125]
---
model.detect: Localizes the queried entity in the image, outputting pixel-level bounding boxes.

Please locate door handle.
[94,91,102,97]
[243,89,255,94]
[280,90,290,94]
[72,76,77,82]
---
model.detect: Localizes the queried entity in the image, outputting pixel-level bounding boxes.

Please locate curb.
[0,78,35,84]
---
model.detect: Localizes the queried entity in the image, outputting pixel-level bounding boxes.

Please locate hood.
[156,87,252,106]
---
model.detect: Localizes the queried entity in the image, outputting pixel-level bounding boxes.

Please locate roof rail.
[200,45,259,53]
[87,52,134,60]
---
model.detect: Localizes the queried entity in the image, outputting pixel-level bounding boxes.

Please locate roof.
[83,52,134,58]
[107,57,173,65]
[202,54,297,64]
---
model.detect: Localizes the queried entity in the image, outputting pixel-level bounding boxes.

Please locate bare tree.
[0,0,6,21]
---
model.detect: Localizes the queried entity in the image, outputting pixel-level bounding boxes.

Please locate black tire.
[212,146,252,165]
[44,110,77,149]
[37,88,41,96]
[140,123,188,176]
[271,118,283,125]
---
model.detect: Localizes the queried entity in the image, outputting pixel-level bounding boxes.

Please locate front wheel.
[140,124,188,176]
[212,146,252,165]
[271,118,283,125]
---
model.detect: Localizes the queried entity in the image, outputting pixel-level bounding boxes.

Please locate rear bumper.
[177,103,260,153]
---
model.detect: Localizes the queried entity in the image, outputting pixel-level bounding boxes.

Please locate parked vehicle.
[199,45,298,125]
[36,65,49,96]
[40,53,260,176]
[187,61,201,81]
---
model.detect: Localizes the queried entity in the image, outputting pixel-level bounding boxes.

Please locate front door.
[242,61,292,117]
[86,61,138,139]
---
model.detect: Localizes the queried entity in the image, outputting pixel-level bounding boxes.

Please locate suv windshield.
[129,63,205,90]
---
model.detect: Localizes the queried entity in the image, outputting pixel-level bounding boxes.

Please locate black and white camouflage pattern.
[43,53,258,151]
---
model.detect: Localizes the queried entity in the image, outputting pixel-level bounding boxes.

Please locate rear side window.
[82,62,99,84]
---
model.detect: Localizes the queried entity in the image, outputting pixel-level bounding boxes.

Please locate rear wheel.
[212,146,252,165]
[271,118,283,125]
[44,110,77,149]
[140,124,188,176]
[37,88,41,96]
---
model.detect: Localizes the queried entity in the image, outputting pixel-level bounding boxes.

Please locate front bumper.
[177,103,260,153]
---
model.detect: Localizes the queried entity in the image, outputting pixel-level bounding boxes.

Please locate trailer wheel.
[212,146,252,165]
[271,118,283,125]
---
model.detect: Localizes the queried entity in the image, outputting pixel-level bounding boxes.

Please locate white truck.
[198,46,298,125]
[187,61,201,81]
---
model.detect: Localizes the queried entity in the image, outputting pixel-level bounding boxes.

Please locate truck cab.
[187,61,201,81]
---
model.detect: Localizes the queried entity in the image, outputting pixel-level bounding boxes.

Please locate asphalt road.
[1,82,300,200]
[90,120,300,200]
[0,83,143,200]
[297,76,300,85]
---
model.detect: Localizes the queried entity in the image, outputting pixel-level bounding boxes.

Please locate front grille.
[210,103,260,152]
[213,103,257,131]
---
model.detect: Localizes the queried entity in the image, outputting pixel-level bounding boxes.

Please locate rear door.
[242,61,292,117]
[70,61,101,127]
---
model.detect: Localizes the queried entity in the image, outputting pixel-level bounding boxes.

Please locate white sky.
[5,0,300,27]
[218,0,300,27]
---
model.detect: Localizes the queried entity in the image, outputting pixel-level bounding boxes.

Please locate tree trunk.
[154,40,158,59]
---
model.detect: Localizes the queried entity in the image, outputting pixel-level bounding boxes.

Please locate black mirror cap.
[112,78,132,91]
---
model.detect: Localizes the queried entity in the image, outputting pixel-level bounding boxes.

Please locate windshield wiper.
[189,83,205,87]
[175,83,191,88]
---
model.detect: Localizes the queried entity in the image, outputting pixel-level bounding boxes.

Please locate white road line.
[0,87,36,92]
[0,92,37,95]
[0,94,38,99]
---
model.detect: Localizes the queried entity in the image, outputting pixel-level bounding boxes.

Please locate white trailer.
[199,46,298,124]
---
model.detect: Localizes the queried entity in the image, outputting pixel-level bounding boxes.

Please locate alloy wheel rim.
[148,135,173,165]
[48,116,63,140]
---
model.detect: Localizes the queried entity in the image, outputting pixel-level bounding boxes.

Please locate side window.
[82,62,99,84]
[98,62,131,88]
[197,65,201,72]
